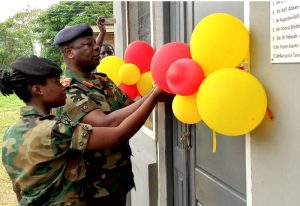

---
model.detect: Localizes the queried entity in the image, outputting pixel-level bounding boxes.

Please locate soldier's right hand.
[152,86,175,103]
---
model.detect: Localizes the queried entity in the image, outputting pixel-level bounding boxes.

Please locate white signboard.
[270,1,300,63]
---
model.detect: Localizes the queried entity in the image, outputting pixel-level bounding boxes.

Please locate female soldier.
[0,55,169,205]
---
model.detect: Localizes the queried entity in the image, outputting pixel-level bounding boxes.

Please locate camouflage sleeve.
[107,78,129,104]
[60,87,99,123]
[12,180,21,202]
[51,121,92,154]
[70,123,92,151]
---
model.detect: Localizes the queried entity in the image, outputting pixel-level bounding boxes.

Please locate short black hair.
[101,43,115,54]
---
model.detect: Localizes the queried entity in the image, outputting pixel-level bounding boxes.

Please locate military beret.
[54,23,93,45]
[11,55,61,76]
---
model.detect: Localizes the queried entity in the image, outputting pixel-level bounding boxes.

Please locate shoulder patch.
[61,77,72,87]
[97,75,108,83]
[82,81,94,88]
[94,73,108,83]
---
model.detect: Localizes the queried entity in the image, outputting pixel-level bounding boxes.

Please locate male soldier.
[1,55,169,205]
[53,24,167,205]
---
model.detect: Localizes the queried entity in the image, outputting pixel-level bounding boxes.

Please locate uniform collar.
[20,105,55,120]
[64,69,108,89]
[64,69,86,83]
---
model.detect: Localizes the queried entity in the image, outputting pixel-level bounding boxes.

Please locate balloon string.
[212,130,217,153]
[266,106,273,120]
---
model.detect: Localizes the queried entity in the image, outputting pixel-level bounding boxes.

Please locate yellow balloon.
[136,71,154,96]
[172,94,202,124]
[190,13,249,75]
[119,63,141,85]
[197,68,267,136]
[97,56,125,85]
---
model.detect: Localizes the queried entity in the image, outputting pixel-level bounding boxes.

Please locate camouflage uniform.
[55,69,134,202]
[2,106,92,206]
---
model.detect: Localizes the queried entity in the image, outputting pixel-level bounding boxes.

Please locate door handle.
[180,124,191,149]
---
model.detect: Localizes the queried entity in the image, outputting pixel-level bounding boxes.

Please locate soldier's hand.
[152,86,175,103]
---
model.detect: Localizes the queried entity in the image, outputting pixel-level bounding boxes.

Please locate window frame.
[125,1,156,139]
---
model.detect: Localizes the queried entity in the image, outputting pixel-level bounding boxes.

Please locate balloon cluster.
[150,42,205,124]
[98,13,268,137]
[150,13,268,136]
[97,41,155,99]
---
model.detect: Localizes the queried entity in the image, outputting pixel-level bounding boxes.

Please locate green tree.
[33,1,113,66]
[0,9,42,69]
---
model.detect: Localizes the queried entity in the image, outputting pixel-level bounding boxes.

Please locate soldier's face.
[70,36,100,69]
[41,77,66,108]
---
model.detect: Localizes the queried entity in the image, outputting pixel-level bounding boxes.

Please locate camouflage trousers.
[87,195,126,206]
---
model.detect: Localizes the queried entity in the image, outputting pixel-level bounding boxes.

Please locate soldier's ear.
[64,47,74,59]
[31,85,43,96]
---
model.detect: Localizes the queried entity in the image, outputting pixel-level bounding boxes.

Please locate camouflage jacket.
[2,106,92,206]
[54,69,134,200]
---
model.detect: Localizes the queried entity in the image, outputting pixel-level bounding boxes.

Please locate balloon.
[167,58,205,96]
[172,93,201,124]
[97,56,125,85]
[124,41,155,73]
[119,63,140,85]
[151,42,192,93]
[197,68,267,136]
[136,71,154,96]
[190,13,249,75]
[119,83,140,99]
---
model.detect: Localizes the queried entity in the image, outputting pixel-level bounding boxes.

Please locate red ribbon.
[266,107,273,120]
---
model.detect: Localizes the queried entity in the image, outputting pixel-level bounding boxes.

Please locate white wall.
[113,1,127,58]
[130,133,158,206]
[250,2,300,205]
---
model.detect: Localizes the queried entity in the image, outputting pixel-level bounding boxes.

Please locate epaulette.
[94,72,108,83]
[98,75,108,83]
[60,77,72,87]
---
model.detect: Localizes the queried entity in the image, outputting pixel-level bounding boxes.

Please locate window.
[127,2,154,133]
[127,2,151,44]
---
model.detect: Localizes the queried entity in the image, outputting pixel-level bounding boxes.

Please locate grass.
[0,95,24,206]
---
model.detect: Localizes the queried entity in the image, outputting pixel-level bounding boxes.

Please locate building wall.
[130,132,158,206]
[92,25,115,47]
[113,2,127,59]
[249,2,300,205]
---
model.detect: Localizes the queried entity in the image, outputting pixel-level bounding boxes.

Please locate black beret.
[54,23,93,45]
[11,55,61,76]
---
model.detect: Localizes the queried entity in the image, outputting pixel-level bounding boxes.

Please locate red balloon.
[150,42,192,93]
[167,58,205,96]
[119,83,140,99]
[124,41,155,73]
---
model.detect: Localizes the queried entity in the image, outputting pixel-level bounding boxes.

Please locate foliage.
[33,1,113,66]
[0,9,42,69]
[0,95,21,206]
[0,94,24,109]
